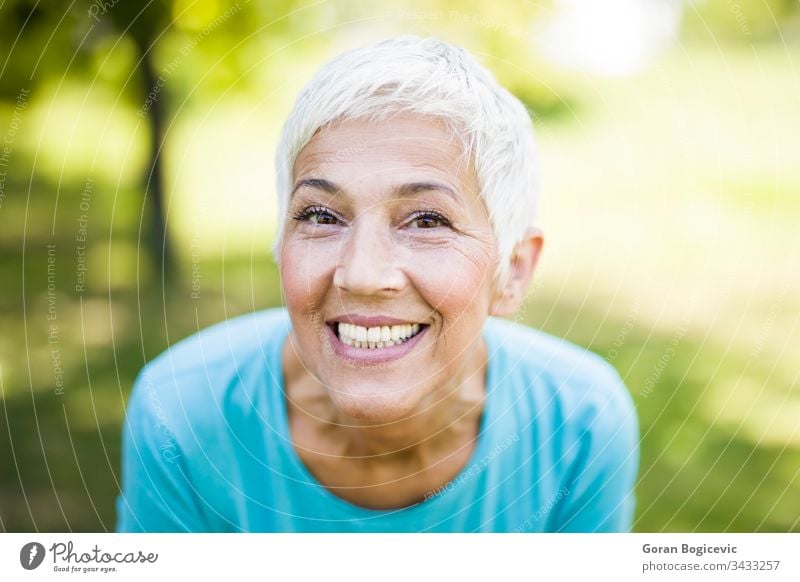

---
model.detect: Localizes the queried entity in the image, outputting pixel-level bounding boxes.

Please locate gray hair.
[273,36,539,286]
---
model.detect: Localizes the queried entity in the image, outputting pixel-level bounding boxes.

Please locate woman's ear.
[490,227,543,317]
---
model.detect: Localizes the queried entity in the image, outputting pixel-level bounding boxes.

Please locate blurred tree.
[105,1,174,278]
[0,0,174,276]
[0,0,302,280]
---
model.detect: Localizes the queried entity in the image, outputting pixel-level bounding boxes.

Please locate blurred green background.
[1,0,799,532]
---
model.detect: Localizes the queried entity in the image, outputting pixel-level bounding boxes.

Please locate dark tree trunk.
[137,45,172,281]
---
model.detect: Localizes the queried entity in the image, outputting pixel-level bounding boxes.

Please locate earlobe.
[489,227,543,318]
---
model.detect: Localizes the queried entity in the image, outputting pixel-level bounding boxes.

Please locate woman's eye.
[410,212,449,229]
[309,211,338,225]
[293,207,339,225]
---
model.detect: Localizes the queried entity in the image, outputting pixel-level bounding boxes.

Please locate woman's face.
[280,113,502,422]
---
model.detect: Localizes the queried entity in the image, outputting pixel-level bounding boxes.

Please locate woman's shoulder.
[126,308,290,430]
[485,317,619,381]
[484,317,639,487]
[140,307,290,381]
[484,316,634,419]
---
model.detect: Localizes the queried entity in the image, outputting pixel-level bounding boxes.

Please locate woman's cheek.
[280,239,336,311]
[409,242,494,315]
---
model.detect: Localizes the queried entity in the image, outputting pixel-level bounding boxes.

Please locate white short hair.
[273,36,538,286]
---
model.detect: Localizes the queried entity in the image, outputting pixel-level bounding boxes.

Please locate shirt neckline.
[270,312,498,518]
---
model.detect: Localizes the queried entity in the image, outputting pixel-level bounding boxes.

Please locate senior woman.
[116,36,639,532]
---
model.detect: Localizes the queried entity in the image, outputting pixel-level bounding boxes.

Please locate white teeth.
[336,321,424,349]
[367,327,381,342]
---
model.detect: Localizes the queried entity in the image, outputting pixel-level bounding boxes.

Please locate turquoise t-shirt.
[116,308,639,532]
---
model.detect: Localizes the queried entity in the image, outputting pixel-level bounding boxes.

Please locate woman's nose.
[333,218,405,295]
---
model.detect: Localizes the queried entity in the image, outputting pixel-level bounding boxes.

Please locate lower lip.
[325,324,429,365]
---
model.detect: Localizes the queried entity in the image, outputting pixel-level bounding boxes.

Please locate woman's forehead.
[297,115,469,168]
[293,114,477,194]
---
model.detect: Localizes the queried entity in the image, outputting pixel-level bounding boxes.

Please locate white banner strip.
[1,533,797,581]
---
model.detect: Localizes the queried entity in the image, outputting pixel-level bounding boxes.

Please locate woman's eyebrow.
[292,177,340,196]
[292,178,465,207]
[394,181,464,206]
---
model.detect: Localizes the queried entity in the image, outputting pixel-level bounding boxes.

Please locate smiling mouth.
[331,322,428,350]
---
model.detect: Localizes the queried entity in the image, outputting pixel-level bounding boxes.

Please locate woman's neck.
[282,335,488,464]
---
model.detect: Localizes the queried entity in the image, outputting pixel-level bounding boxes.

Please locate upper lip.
[327,314,424,327]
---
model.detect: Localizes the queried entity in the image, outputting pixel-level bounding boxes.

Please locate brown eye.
[410,211,449,229]
[309,211,337,225]
[292,206,339,225]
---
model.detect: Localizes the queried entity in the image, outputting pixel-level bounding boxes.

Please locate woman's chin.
[328,387,422,423]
